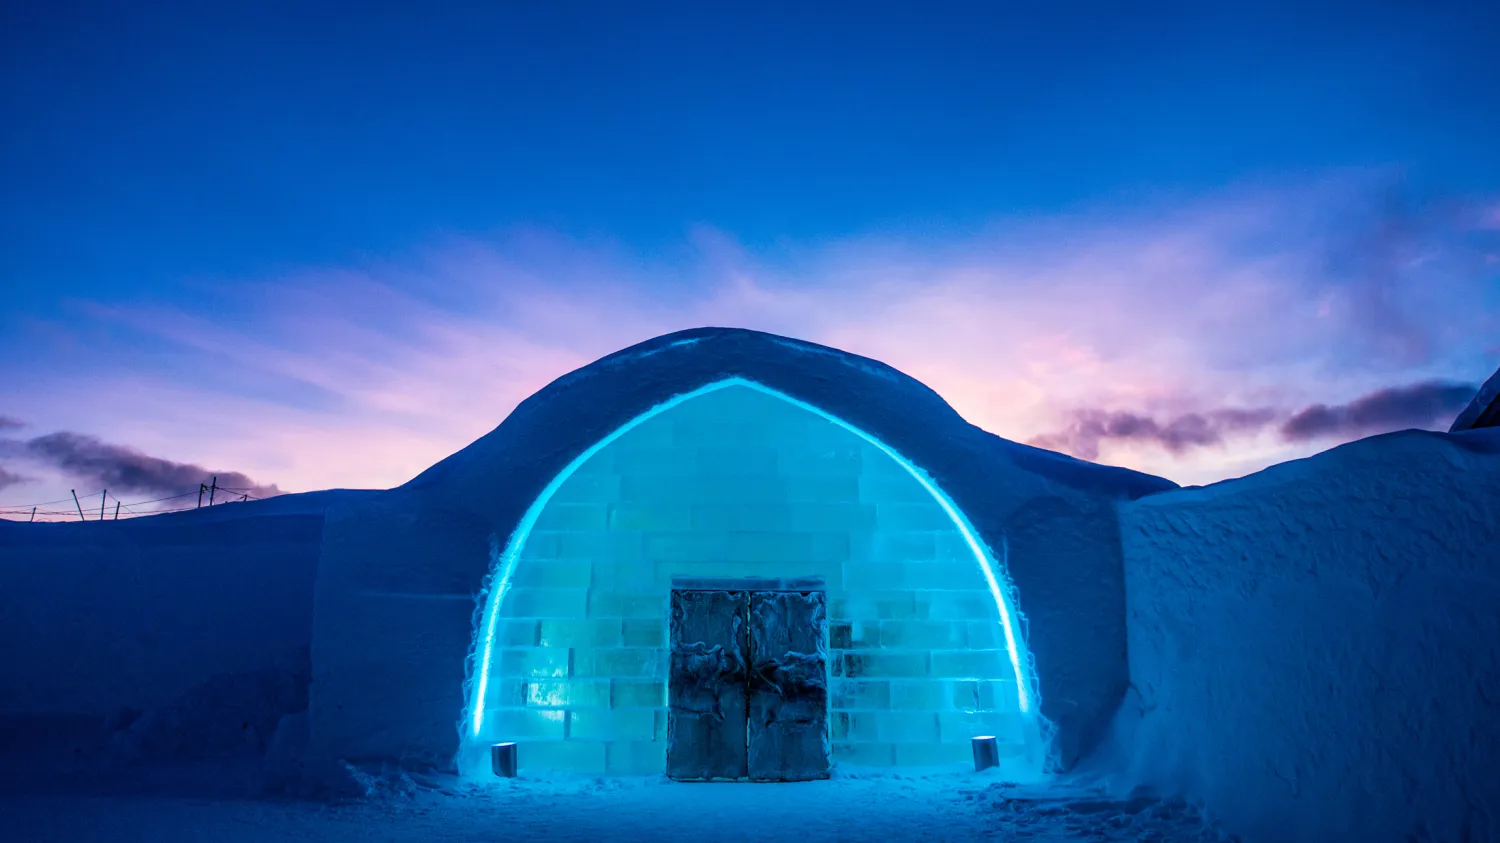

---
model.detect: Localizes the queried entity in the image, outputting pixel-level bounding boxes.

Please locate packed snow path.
[4,768,1234,842]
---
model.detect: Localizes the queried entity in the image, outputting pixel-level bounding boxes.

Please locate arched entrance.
[459,378,1043,778]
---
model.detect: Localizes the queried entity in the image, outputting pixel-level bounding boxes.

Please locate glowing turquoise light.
[464,377,1037,744]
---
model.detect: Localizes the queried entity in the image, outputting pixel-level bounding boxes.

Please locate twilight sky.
[2,1,1499,518]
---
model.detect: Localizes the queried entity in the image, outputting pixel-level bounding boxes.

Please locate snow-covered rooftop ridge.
[563,328,910,389]
[1449,364,1500,432]
[403,326,1177,499]
[1132,425,1500,505]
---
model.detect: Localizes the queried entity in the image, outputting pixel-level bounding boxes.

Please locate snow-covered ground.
[1,762,1235,843]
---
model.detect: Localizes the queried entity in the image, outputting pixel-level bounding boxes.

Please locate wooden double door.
[665,577,830,782]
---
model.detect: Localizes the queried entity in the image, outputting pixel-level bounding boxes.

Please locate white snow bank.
[1111,428,1500,843]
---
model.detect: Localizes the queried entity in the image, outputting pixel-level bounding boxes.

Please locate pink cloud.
[4,173,1497,513]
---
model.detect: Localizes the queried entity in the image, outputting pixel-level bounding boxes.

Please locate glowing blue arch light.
[466,377,1036,742]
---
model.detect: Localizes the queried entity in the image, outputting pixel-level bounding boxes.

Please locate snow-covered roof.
[1449,364,1500,432]
[404,326,1176,501]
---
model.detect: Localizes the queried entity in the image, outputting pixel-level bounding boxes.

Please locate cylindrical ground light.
[491,742,518,778]
[971,735,999,772]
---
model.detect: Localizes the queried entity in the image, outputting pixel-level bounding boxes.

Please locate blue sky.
[2,1,1498,515]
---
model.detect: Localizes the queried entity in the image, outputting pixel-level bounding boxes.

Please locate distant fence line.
[0,477,263,523]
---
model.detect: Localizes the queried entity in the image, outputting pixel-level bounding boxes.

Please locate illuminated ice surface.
[464,381,1044,778]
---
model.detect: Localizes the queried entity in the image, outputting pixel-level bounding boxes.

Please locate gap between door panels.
[666,576,830,782]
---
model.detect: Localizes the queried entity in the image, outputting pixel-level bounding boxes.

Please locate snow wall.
[0,491,367,754]
[307,327,1176,777]
[1113,428,1500,843]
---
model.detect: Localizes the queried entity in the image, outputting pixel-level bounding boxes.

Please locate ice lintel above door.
[670,575,827,593]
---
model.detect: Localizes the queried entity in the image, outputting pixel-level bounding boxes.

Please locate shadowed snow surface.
[1,762,1235,843]
[1112,427,1500,843]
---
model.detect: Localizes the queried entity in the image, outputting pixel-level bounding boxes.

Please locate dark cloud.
[0,466,31,492]
[1032,379,1479,460]
[0,416,24,431]
[1280,380,1476,443]
[8,431,283,499]
[1028,407,1278,461]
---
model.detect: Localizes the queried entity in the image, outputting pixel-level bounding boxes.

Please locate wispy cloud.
[1029,408,1282,462]
[1029,380,1478,462]
[2,171,1496,505]
[0,416,24,431]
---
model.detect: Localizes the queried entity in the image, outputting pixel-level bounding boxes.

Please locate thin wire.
[115,490,201,506]
[4,480,276,520]
[0,490,105,509]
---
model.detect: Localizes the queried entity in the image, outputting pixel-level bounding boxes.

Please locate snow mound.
[1117,426,1500,843]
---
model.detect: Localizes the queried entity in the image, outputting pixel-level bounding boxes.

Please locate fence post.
[29,507,35,522]
[198,484,206,508]
[209,476,217,506]
[100,490,107,521]
[114,502,120,520]
[71,490,85,521]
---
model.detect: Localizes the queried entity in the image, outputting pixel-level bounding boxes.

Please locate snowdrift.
[1114,427,1500,843]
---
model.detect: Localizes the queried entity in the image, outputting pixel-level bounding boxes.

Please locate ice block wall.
[469,383,1039,776]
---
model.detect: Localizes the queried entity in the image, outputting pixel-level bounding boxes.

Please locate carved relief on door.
[666,577,830,782]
